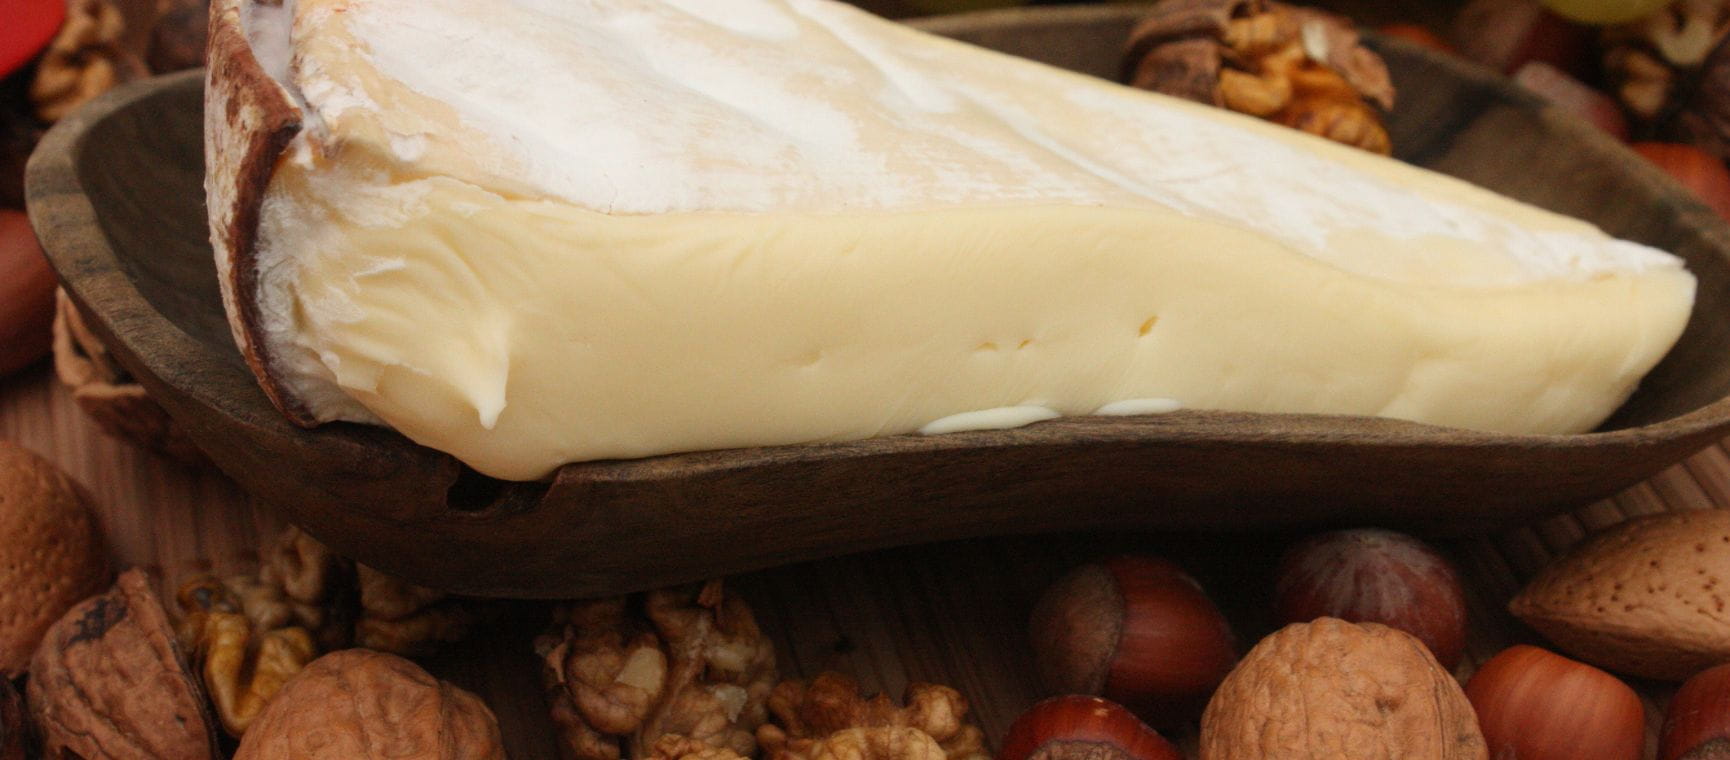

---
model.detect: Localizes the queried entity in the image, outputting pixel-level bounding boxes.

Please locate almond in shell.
[1510,509,1730,681]
[0,440,108,677]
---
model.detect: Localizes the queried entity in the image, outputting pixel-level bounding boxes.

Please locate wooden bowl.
[26,7,1730,598]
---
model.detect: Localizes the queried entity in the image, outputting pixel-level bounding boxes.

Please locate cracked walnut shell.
[1200,618,1486,760]
[757,673,988,760]
[0,440,108,678]
[536,581,777,760]
[27,568,220,760]
[1125,0,1396,154]
[233,649,504,760]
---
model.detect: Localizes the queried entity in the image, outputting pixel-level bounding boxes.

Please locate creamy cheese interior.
[247,0,1695,480]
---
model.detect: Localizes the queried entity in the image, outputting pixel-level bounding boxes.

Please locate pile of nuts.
[1126,0,1730,219]
[7,426,1730,760]
[1018,513,1730,760]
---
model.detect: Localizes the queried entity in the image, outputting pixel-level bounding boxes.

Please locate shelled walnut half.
[174,525,481,737]
[53,290,207,465]
[757,673,989,760]
[1603,0,1730,157]
[28,0,147,122]
[535,581,777,760]
[1125,0,1396,154]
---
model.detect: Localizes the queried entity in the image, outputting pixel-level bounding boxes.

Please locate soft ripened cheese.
[241,0,1695,480]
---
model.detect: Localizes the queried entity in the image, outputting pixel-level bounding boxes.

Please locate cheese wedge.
[206,0,1696,481]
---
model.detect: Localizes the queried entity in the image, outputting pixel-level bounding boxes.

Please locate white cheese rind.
[238,0,1697,480]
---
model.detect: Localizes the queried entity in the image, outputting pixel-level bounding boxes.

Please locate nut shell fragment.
[233,649,504,760]
[1199,618,1486,760]
[27,568,219,760]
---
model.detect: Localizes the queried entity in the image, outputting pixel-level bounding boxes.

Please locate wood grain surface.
[4,358,1723,759]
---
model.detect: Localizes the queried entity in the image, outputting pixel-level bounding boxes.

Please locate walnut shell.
[27,568,219,760]
[0,440,109,677]
[233,649,504,760]
[1510,509,1730,680]
[1200,619,1486,760]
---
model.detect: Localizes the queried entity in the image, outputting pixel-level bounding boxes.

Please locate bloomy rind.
[204,0,313,425]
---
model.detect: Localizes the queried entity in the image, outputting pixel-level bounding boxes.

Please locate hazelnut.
[0,212,55,379]
[998,696,1181,760]
[1200,618,1486,759]
[1663,662,1730,760]
[1274,528,1468,669]
[1464,645,1644,760]
[233,649,504,760]
[27,568,220,760]
[0,440,108,677]
[1029,557,1235,725]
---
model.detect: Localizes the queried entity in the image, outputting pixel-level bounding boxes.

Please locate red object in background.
[0,210,55,378]
[0,0,66,79]
[1631,142,1730,220]
[1377,23,1458,55]
[1513,62,1630,140]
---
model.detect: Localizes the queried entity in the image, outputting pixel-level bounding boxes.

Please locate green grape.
[1539,0,1677,25]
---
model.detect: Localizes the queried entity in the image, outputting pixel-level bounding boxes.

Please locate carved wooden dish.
[27,6,1730,597]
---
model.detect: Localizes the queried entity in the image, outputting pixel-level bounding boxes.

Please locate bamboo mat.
[0,359,1717,759]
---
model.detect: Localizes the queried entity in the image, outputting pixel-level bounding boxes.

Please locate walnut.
[1199,618,1486,759]
[148,0,210,73]
[0,440,109,678]
[1603,0,1730,158]
[172,526,481,736]
[233,649,505,760]
[535,580,778,760]
[354,564,477,656]
[0,677,27,760]
[1125,0,1395,154]
[27,0,147,122]
[647,734,752,760]
[52,290,207,465]
[756,673,987,760]
[175,576,318,737]
[27,569,220,760]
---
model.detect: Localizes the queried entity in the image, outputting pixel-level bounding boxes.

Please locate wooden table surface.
[3,357,1723,759]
